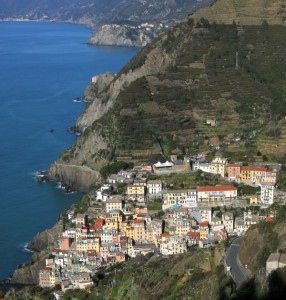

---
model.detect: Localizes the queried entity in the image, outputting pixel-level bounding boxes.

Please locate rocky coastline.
[6,221,63,288]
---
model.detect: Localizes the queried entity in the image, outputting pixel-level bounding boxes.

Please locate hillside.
[193,0,286,26]
[49,0,286,191]
[0,0,210,46]
[239,205,286,272]
[5,246,235,300]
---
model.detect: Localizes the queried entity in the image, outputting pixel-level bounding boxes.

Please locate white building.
[162,189,197,211]
[96,185,112,202]
[193,162,210,173]
[147,180,162,196]
[105,197,123,212]
[260,183,275,205]
[197,185,237,207]
[222,212,234,233]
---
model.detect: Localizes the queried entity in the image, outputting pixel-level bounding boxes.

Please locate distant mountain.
[0,0,212,46]
[0,0,210,27]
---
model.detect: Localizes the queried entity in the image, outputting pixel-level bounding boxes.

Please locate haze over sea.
[0,21,137,280]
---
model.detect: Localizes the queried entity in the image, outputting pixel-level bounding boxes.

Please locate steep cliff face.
[49,163,100,192]
[239,209,286,271]
[88,24,154,47]
[84,72,115,102]
[10,221,63,285]
[77,45,176,130]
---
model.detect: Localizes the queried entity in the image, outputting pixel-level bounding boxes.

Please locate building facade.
[196,185,237,207]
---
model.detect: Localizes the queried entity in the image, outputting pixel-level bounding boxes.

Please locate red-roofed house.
[241,166,267,185]
[39,267,56,288]
[199,221,209,240]
[187,231,200,245]
[265,216,273,222]
[95,218,105,226]
[197,185,237,207]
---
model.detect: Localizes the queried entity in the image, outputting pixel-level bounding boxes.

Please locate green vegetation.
[89,247,231,299]
[63,18,286,167]
[99,161,134,178]
[147,197,162,211]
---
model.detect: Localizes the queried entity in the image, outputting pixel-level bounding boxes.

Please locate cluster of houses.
[39,203,163,291]
[38,154,279,293]
[39,197,274,292]
[194,156,277,205]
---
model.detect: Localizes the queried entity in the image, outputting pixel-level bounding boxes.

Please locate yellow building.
[249,195,260,205]
[209,157,228,177]
[105,210,123,230]
[240,166,268,185]
[162,189,197,211]
[39,267,56,288]
[127,184,146,202]
[199,221,209,240]
[121,222,135,240]
[87,237,100,252]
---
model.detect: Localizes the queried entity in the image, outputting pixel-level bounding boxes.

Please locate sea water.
[0,21,137,280]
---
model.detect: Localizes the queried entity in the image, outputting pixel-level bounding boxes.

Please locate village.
[38,153,280,295]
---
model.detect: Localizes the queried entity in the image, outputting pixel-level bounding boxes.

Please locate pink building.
[227,164,241,181]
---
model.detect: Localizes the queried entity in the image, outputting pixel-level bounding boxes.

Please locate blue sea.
[0,21,137,280]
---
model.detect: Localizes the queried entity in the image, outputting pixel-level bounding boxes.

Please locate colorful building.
[197,185,237,207]
[127,184,146,202]
[162,189,197,211]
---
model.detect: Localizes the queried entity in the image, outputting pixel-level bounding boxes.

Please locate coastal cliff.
[88,24,160,47]
[48,163,100,193]
[10,221,63,285]
[84,72,115,102]
[77,45,175,130]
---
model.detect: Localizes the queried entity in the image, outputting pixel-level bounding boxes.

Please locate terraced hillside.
[57,19,286,172]
[193,0,286,26]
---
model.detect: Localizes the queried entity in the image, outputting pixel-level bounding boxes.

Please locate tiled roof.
[241,166,267,172]
[199,221,209,227]
[265,216,273,222]
[133,219,145,224]
[228,164,241,167]
[187,231,200,239]
[197,185,237,192]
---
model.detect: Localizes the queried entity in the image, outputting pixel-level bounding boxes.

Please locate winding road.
[226,236,247,284]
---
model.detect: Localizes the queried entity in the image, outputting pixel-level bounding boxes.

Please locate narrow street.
[226,236,247,284]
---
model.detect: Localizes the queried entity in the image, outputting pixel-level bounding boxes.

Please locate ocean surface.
[0,21,137,280]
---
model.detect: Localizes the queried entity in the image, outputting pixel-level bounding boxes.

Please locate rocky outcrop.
[49,162,100,192]
[10,252,48,285]
[10,221,63,285]
[77,45,176,130]
[88,24,154,47]
[84,72,115,102]
[28,221,63,252]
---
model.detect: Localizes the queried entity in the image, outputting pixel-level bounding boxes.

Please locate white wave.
[19,242,34,253]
